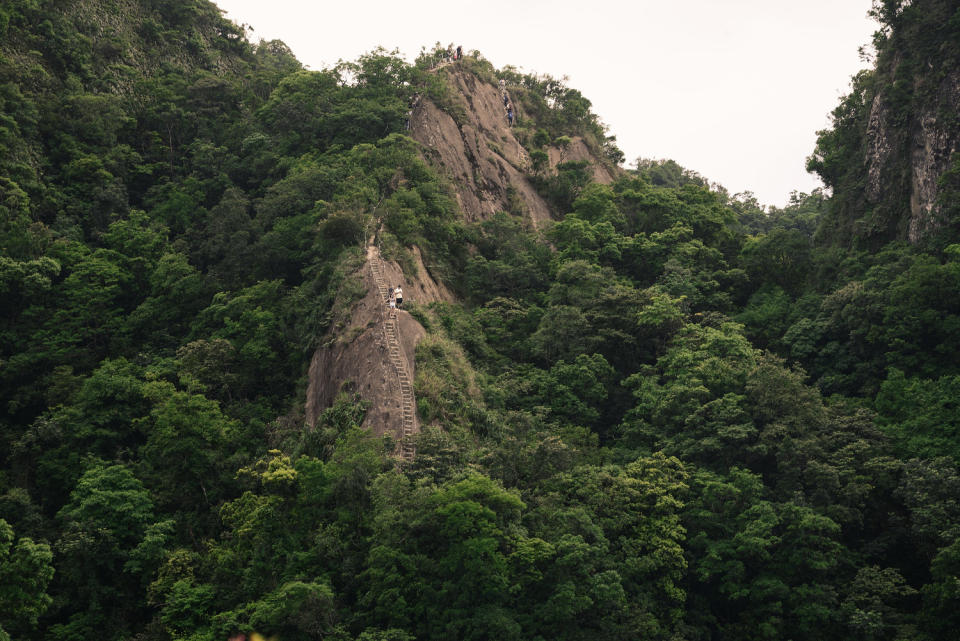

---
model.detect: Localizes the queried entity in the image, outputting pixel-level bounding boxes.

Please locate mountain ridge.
[304,58,617,450]
[2,2,960,640]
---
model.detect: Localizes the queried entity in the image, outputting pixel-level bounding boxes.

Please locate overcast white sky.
[215,0,876,208]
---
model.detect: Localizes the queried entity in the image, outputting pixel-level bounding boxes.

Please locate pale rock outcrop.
[863,68,960,244]
[304,246,446,437]
[410,65,617,227]
[547,136,617,184]
[306,62,620,442]
[908,71,960,242]
[864,93,894,203]
[411,71,555,227]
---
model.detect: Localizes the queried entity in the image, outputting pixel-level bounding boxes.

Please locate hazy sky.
[215,0,877,207]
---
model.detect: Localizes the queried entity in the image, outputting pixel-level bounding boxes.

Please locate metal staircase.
[369,247,416,461]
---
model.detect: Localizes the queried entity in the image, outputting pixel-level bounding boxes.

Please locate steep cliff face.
[547,137,618,184]
[410,65,615,228]
[907,68,960,242]
[863,68,960,244]
[304,60,618,450]
[811,0,960,248]
[305,243,452,439]
[410,67,552,227]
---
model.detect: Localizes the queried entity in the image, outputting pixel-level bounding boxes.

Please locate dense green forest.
[2,0,960,639]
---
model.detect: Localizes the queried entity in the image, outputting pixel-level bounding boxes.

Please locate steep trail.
[499,81,531,170]
[307,56,616,451]
[305,233,448,446]
[409,62,617,230]
[409,64,555,227]
[367,242,416,461]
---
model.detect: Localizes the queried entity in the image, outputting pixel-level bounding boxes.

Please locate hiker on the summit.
[456,45,462,60]
[394,285,403,309]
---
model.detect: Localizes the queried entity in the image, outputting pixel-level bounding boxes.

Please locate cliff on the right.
[808,0,960,249]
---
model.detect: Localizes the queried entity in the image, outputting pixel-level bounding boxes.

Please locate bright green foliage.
[356,459,689,640]
[0,519,53,640]
[52,463,171,640]
[25,358,152,508]
[497,69,620,164]
[537,160,593,212]
[537,354,615,426]
[620,321,758,465]
[1,2,960,640]
[530,455,689,639]
[684,469,846,640]
[876,369,960,460]
[359,473,524,640]
[256,57,407,156]
[634,158,710,189]
[879,251,960,377]
[464,212,552,306]
[749,244,960,398]
[138,385,242,522]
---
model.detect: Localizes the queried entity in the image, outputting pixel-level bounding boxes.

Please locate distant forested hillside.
[1,1,960,640]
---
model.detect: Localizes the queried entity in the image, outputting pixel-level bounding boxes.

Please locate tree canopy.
[2,2,960,640]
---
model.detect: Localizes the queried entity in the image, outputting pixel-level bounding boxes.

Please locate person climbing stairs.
[368,242,416,461]
[499,78,518,127]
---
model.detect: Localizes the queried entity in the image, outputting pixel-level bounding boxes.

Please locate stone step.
[371,248,417,461]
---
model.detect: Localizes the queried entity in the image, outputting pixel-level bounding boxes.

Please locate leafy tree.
[0,518,53,641]
[920,538,960,640]
[4,3,960,639]
[538,161,592,212]
[876,369,960,461]
[841,565,917,641]
[137,384,243,529]
[684,467,844,640]
[51,463,171,640]
[531,455,689,640]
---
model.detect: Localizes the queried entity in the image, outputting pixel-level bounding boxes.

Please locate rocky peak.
[409,64,616,228]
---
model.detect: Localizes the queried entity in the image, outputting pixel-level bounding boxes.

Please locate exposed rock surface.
[406,244,455,303]
[547,136,617,184]
[306,62,619,446]
[305,246,439,440]
[908,70,960,242]
[411,70,553,227]
[410,65,616,227]
[863,68,960,243]
[864,93,895,204]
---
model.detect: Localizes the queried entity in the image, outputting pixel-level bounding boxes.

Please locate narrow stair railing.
[369,247,416,461]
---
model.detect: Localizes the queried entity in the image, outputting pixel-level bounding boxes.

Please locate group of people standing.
[387,285,404,312]
[428,44,463,69]
[405,93,421,131]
